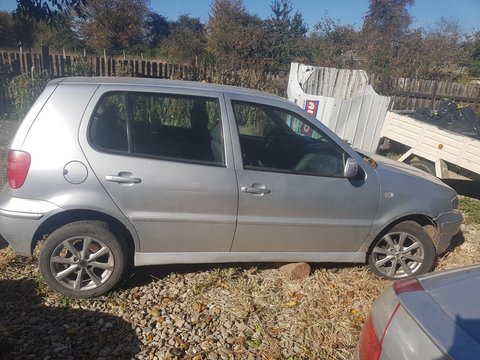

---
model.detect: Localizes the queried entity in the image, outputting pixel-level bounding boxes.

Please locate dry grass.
[0,214,479,359]
[460,195,480,225]
[0,247,16,271]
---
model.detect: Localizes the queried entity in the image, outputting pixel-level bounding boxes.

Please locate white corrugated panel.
[287,63,391,152]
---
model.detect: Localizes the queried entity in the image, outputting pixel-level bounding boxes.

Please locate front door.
[226,98,380,254]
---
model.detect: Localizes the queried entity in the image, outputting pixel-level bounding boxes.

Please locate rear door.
[79,85,238,253]
[225,95,381,256]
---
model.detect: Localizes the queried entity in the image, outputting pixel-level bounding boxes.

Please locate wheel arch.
[363,214,439,254]
[31,209,136,257]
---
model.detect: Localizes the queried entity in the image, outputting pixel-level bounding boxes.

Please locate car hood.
[363,152,452,190]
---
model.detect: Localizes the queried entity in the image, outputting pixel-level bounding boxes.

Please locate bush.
[115,61,132,77]
[8,72,50,120]
[68,58,94,77]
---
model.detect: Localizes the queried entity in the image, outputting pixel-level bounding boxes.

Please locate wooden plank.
[101,57,105,76]
[65,55,71,74]
[41,46,50,74]
[95,57,100,76]
[26,53,32,74]
[54,55,60,76]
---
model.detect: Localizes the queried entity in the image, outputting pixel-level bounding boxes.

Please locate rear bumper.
[0,193,61,256]
[434,210,463,254]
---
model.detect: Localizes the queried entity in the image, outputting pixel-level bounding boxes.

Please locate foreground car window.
[232,101,347,177]
[90,92,225,165]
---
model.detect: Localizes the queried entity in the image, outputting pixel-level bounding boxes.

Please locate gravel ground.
[0,220,479,360]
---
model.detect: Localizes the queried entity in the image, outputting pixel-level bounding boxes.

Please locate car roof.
[52,77,287,103]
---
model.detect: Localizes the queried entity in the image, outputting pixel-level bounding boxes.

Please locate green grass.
[459,196,480,225]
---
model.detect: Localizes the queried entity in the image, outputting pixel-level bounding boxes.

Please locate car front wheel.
[368,221,436,280]
[39,221,126,298]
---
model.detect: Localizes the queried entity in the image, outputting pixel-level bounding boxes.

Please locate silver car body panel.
[380,305,447,360]
[9,80,60,150]
[135,251,365,266]
[0,193,63,254]
[0,77,462,266]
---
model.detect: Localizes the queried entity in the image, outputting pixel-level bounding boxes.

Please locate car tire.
[368,221,436,280]
[409,160,436,176]
[39,220,126,298]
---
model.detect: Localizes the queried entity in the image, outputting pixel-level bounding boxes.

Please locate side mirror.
[344,158,358,178]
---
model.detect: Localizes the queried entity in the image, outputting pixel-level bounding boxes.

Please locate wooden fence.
[0,47,286,115]
[1,46,210,80]
[389,77,480,111]
[1,46,480,112]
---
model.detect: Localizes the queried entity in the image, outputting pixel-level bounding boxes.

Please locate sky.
[0,0,479,32]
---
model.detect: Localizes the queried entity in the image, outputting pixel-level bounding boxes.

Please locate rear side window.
[89,92,225,165]
[90,93,128,152]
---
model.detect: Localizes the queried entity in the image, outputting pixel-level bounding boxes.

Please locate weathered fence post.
[41,46,50,75]
[430,81,438,110]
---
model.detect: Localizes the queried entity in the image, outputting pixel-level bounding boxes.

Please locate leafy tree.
[362,0,413,35]
[33,14,82,51]
[415,19,467,80]
[145,12,170,50]
[359,0,415,92]
[13,0,86,26]
[265,0,309,71]
[0,11,34,48]
[310,15,358,68]
[160,15,206,66]
[77,0,149,54]
[207,0,268,70]
[465,31,480,77]
[0,12,18,48]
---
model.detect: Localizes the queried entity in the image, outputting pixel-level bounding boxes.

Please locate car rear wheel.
[39,221,126,298]
[409,160,436,176]
[368,221,435,280]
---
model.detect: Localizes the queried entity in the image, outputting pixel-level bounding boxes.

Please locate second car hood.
[418,266,480,344]
[397,266,480,359]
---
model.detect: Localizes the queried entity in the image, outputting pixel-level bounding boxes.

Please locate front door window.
[232,101,347,177]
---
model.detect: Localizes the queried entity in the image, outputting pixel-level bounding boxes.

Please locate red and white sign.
[305,100,319,118]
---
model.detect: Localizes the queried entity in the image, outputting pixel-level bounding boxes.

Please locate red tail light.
[359,278,423,359]
[393,278,424,294]
[7,150,31,189]
[358,313,382,360]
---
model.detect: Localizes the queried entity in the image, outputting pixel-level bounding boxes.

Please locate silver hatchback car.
[0,78,462,298]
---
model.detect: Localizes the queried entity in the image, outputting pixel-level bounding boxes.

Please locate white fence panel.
[287,63,390,152]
